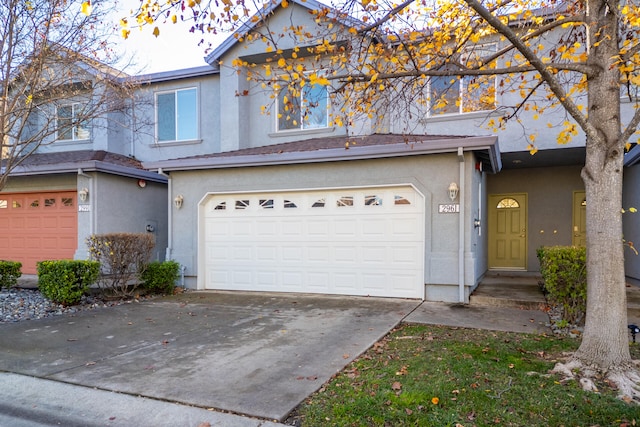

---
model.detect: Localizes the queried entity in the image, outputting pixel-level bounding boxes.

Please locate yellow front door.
[488,193,527,269]
[572,191,586,246]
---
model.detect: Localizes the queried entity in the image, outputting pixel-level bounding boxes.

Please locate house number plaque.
[438,204,460,213]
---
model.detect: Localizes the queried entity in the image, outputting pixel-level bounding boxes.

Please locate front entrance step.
[470,272,546,310]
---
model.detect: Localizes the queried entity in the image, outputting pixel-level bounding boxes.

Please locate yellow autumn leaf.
[152,26,160,37]
[281,0,289,7]
[81,1,92,16]
[121,29,130,39]
[171,14,177,24]
[278,57,286,67]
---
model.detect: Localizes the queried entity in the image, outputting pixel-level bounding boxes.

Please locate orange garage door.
[0,191,78,274]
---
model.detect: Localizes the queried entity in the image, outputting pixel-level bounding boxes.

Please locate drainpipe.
[77,168,95,235]
[158,168,172,260]
[457,147,466,303]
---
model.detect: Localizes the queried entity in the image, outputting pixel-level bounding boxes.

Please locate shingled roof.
[144,133,501,173]
[8,150,167,183]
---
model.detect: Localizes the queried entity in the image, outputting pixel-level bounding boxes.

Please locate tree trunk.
[573,0,632,371]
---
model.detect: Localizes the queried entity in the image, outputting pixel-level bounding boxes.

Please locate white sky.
[113,1,227,75]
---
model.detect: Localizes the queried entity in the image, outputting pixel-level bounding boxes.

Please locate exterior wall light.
[174,195,184,209]
[78,188,89,202]
[448,182,459,202]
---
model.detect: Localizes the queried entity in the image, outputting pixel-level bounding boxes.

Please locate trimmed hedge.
[0,260,22,289]
[141,260,180,294]
[537,246,587,325]
[37,260,100,305]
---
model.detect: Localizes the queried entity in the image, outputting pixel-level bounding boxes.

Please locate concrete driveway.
[0,291,420,422]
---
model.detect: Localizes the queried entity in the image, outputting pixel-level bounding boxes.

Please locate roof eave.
[9,161,168,183]
[144,135,500,173]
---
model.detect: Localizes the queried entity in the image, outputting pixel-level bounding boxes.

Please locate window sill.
[269,127,336,138]
[56,138,92,144]
[423,109,505,124]
[152,139,203,147]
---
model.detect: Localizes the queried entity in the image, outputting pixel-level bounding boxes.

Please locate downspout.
[129,98,136,159]
[158,167,172,260]
[77,168,95,235]
[457,147,466,303]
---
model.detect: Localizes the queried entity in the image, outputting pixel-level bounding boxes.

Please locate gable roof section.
[205,0,363,69]
[7,150,167,183]
[144,133,501,173]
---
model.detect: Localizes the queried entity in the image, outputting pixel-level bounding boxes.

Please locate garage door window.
[235,200,250,210]
[214,202,226,210]
[284,200,297,209]
[0,200,6,209]
[395,195,411,205]
[365,195,383,206]
[260,199,274,209]
[337,196,354,207]
[45,198,56,207]
[312,198,325,208]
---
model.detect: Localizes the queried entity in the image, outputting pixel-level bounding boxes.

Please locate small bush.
[537,246,587,325]
[87,233,155,297]
[0,260,22,289]
[37,260,100,305]
[141,260,180,294]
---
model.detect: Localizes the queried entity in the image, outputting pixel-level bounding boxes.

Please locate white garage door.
[202,186,424,298]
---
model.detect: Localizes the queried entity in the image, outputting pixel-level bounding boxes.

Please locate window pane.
[337,196,354,207]
[44,198,56,207]
[284,200,297,208]
[157,93,176,141]
[278,88,301,130]
[214,202,226,210]
[430,76,460,115]
[62,197,74,207]
[0,200,7,209]
[57,105,73,140]
[303,83,327,129]
[177,89,197,140]
[312,198,325,208]
[462,75,495,112]
[260,199,274,209]
[365,195,383,206]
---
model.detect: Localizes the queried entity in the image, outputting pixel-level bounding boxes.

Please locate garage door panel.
[203,186,424,298]
[0,191,77,273]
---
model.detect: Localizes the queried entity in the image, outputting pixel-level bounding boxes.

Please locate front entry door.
[572,191,586,246]
[488,193,527,269]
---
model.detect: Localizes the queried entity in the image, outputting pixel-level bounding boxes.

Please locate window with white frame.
[277,80,328,131]
[156,88,198,142]
[57,103,91,141]
[428,45,496,116]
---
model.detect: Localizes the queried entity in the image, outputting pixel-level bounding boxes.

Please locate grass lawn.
[291,324,640,426]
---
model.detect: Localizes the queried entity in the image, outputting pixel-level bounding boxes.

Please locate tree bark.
[574,0,632,371]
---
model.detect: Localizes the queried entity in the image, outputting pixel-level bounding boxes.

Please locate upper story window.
[277,79,328,131]
[428,46,496,116]
[57,103,91,141]
[156,88,198,142]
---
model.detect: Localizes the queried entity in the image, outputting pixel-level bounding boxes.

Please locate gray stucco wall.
[487,165,584,271]
[76,173,168,262]
[166,153,484,300]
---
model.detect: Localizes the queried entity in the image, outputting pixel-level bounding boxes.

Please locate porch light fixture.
[448,182,459,202]
[78,188,89,202]
[174,195,184,209]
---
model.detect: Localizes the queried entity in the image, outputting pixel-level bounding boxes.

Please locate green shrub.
[86,233,155,297]
[141,260,180,294]
[537,246,587,325]
[37,260,100,305]
[0,260,22,289]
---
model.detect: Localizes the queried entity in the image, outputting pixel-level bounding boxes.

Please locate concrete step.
[470,276,546,310]
[470,272,640,323]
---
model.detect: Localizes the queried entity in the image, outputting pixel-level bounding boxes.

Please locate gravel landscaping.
[0,287,147,323]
